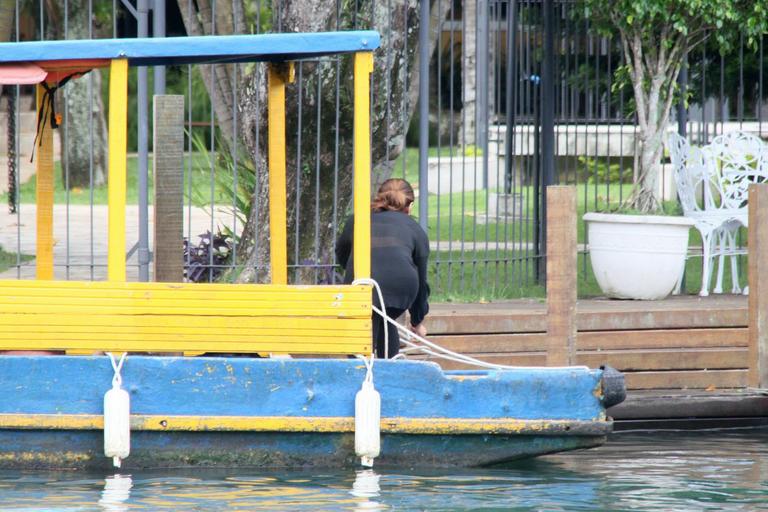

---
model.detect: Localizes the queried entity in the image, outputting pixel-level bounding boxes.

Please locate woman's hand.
[411,323,428,338]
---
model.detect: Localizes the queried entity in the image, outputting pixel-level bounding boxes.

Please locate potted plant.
[583,211,694,300]
[580,0,765,299]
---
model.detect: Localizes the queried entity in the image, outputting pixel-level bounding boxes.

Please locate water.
[1,430,766,511]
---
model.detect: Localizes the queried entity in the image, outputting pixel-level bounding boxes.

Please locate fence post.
[539,0,556,283]
[546,185,577,366]
[417,0,430,232]
[152,95,185,282]
[748,184,768,389]
[137,0,151,281]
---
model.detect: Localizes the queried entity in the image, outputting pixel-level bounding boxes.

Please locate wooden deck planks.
[425,295,750,390]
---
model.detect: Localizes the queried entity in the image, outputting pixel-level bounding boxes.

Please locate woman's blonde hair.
[371,178,415,212]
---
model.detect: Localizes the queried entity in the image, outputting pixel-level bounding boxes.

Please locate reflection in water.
[0,430,765,511]
[350,469,386,511]
[98,474,133,512]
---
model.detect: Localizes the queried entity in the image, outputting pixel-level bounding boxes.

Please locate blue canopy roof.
[0,31,380,67]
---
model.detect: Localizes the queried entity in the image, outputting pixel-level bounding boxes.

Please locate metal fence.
[0,0,766,299]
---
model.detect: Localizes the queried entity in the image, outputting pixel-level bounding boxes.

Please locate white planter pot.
[583,212,694,300]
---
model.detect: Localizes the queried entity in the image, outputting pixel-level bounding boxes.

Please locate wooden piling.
[748,184,768,389]
[152,95,185,282]
[546,186,577,366]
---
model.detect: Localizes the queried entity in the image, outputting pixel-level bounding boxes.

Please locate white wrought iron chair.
[704,131,768,294]
[667,132,742,296]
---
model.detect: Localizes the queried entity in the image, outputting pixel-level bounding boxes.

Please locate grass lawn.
[429,248,748,302]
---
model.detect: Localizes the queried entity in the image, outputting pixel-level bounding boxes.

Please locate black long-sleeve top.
[335,210,430,326]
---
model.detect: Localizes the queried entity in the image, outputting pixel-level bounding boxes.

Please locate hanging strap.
[30,73,79,163]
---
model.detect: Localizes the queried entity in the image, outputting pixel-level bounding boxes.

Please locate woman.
[336,178,430,358]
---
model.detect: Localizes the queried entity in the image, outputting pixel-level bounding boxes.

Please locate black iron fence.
[0,0,765,300]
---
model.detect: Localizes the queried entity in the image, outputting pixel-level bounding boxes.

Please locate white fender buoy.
[104,353,130,468]
[354,360,381,468]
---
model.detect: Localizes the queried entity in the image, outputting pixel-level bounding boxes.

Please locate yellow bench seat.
[0,280,372,355]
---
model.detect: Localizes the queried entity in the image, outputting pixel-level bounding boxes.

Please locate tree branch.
[629,30,649,134]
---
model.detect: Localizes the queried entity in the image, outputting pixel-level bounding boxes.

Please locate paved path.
[0,204,236,280]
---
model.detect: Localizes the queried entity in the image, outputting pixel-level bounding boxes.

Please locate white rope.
[350,277,585,370]
[352,278,390,360]
[108,352,127,387]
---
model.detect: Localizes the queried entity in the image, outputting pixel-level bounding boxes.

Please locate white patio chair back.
[668,132,709,217]
[667,131,751,296]
[707,131,768,213]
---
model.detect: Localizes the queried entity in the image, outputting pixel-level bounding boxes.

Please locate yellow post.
[353,52,374,279]
[35,84,54,280]
[267,62,294,285]
[108,59,129,282]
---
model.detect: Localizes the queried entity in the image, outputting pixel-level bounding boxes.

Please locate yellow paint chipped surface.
[0,414,611,435]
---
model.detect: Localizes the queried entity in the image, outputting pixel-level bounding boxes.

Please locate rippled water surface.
[1,430,767,511]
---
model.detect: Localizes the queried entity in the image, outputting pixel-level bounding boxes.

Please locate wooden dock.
[418,185,768,427]
[426,295,748,391]
[425,295,768,428]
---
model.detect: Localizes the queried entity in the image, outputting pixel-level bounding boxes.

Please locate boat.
[0,356,622,469]
[0,31,625,469]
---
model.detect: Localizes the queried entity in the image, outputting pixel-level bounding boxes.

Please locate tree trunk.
[0,0,14,210]
[176,0,442,284]
[177,0,243,148]
[49,0,108,189]
[624,31,684,213]
[0,0,13,47]
[461,0,477,145]
[236,0,430,284]
[632,126,664,212]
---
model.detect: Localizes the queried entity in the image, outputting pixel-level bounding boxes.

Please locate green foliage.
[582,0,767,56]
[581,157,634,185]
[245,2,273,33]
[103,66,214,152]
[188,133,255,242]
[463,144,483,157]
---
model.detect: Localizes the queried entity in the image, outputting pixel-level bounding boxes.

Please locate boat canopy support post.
[748,184,768,389]
[35,83,54,280]
[353,52,373,280]
[545,185,577,366]
[108,59,129,282]
[267,62,294,285]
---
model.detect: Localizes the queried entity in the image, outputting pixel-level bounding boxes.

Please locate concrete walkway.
[0,204,236,280]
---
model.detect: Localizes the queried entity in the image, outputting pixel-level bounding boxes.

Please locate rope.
[354,277,587,371]
[352,278,390,359]
[360,352,374,384]
[108,352,127,387]
[30,74,78,163]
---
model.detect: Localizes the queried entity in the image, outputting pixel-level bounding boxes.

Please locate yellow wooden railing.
[12,51,376,356]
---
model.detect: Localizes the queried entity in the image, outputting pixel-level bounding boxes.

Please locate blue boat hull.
[0,356,615,469]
